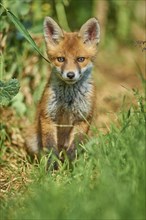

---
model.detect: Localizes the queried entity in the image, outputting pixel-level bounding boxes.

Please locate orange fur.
[26,17,100,164]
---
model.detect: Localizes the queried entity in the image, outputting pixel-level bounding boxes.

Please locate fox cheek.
[52,65,62,75]
[80,63,93,75]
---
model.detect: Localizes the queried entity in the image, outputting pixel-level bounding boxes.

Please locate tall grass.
[1,90,145,220]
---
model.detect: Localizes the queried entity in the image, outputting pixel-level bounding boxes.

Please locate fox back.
[26,17,100,164]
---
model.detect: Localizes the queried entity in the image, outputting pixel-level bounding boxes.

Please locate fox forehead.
[47,32,96,58]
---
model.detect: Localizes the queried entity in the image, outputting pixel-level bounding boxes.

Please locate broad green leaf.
[0,79,20,106]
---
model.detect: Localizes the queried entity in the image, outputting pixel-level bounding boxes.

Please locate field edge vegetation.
[0,89,145,220]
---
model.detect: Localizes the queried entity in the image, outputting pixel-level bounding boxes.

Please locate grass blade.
[6,10,50,63]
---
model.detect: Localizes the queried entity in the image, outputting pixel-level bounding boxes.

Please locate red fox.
[26,17,100,163]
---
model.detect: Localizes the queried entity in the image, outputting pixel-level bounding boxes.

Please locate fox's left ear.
[78,18,100,45]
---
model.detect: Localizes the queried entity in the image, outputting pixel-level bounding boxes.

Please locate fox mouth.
[64,79,77,84]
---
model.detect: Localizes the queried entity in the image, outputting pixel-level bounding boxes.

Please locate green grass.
[1,91,145,220]
[0,1,145,219]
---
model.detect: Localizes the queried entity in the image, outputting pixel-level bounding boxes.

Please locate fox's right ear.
[79,18,100,45]
[44,17,64,44]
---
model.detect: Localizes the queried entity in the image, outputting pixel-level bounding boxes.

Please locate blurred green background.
[0,1,145,219]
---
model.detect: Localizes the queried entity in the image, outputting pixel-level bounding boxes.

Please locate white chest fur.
[47,74,93,122]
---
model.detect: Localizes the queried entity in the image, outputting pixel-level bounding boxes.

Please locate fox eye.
[77,57,85,62]
[57,57,65,62]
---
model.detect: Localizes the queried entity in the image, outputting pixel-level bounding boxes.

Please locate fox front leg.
[66,142,76,161]
[40,117,59,169]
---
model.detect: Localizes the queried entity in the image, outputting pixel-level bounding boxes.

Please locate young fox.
[26,17,100,161]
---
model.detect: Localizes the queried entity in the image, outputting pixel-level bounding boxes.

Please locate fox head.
[44,17,100,84]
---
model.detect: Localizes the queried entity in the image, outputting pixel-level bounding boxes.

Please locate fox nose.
[67,72,75,79]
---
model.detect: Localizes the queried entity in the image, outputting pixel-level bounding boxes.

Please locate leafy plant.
[0,79,20,106]
[0,3,50,63]
[0,3,50,106]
